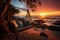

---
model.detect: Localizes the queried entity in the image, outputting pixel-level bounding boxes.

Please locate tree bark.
[1,0,11,20]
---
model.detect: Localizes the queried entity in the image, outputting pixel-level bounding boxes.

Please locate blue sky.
[10,0,26,9]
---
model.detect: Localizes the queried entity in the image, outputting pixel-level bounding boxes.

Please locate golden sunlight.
[39,13,47,18]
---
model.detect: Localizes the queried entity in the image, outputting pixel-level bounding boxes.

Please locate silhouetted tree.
[5,5,19,20]
[19,0,41,21]
[0,1,41,39]
[0,0,11,19]
[0,2,19,39]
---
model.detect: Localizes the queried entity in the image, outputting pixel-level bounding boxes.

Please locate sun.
[40,13,46,16]
[39,13,46,18]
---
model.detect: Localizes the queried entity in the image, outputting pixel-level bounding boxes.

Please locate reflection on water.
[43,18,60,26]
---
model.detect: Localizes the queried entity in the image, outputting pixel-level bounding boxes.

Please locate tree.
[0,0,41,40]
[0,3,19,40]
[0,0,11,34]
[5,4,19,20]
[19,0,41,21]
[19,0,41,11]
[0,0,11,20]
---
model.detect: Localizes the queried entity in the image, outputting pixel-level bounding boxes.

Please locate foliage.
[7,5,19,15]
[5,4,20,20]
[19,0,41,11]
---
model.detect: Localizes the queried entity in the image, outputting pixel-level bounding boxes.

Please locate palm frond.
[19,0,41,11]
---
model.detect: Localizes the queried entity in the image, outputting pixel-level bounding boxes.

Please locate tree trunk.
[26,9,32,22]
[1,0,11,20]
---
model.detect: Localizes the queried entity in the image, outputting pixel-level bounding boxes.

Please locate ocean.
[43,16,60,26]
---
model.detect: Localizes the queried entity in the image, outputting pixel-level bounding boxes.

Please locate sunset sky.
[11,0,60,16]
